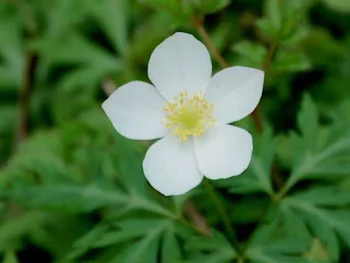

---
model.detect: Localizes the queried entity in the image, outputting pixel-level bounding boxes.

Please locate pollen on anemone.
[102,32,264,196]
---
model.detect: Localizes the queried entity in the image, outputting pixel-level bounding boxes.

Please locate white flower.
[102,32,264,196]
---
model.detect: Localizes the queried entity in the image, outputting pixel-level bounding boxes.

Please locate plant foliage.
[1,0,350,262]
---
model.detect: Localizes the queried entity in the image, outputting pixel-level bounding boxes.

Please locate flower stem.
[183,200,213,237]
[192,17,228,69]
[11,0,38,151]
[192,16,265,134]
[204,179,240,249]
[249,43,278,134]
[263,43,278,73]
[261,43,285,190]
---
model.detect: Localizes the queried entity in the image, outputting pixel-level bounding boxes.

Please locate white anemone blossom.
[102,32,264,196]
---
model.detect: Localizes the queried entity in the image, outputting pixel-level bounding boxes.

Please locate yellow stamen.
[163,91,216,141]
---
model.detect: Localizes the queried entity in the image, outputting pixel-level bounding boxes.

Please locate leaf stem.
[15,53,37,151]
[204,179,240,249]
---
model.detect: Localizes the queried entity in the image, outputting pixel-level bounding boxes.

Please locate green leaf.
[284,189,350,261]
[138,0,183,14]
[291,186,350,206]
[116,234,160,263]
[95,219,165,247]
[322,0,350,13]
[93,0,129,55]
[97,219,170,263]
[279,96,350,192]
[31,33,121,70]
[257,0,308,45]
[5,184,127,212]
[265,0,283,30]
[162,228,182,263]
[0,212,49,252]
[246,218,311,263]
[232,41,266,68]
[297,94,319,152]
[249,126,275,195]
[185,253,235,263]
[3,251,19,263]
[230,197,270,224]
[45,0,96,35]
[0,106,16,134]
[272,50,311,72]
[304,239,332,262]
[0,18,23,88]
[190,0,231,14]
[6,183,174,218]
[186,230,236,262]
[68,223,109,259]
[279,205,312,241]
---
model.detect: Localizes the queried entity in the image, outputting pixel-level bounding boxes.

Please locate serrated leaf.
[95,219,165,247]
[233,41,266,68]
[46,0,96,35]
[279,204,312,241]
[5,184,127,212]
[285,192,350,261]
[186,230,232,251]
[247,217,311,263]
[291,186,350,206]
[297,94,318,152]
[162,228,182,263]
[272,50,311,72]
[31,33,121,70]
[6,183,174,218]
[280,96,350,192]
[110,235,159,263]
[250,126,275,195]
[186,230,236,262]
[102,219,169,263]
[69,223,109,259]
[257,0,308,45]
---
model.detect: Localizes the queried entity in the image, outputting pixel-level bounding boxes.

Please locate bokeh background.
[1,0,350,262]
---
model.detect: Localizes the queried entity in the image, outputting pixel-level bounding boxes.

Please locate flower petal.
[102,81,166,140]
[148,32,212,100]
[205,66,264,124]
[194,125,253,180]
[143,136,203,196]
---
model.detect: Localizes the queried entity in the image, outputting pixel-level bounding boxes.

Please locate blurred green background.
[1,0,350,262]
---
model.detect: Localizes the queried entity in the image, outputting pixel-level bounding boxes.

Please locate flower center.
[163,91,216,141]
